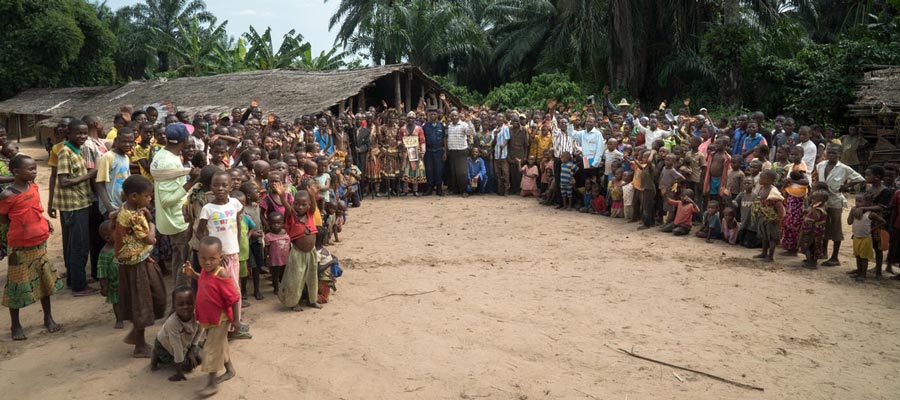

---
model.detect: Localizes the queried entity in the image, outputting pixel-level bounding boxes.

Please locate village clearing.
[1,141,899,400]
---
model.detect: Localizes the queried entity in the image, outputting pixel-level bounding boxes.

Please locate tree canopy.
[1,0,899,127]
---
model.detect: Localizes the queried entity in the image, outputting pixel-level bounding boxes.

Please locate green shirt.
[151,148,189,235]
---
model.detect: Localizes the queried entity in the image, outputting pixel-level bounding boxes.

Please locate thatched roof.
[846,66,900,118]
[0,64,462,125]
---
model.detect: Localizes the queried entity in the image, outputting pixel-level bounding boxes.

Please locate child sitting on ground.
[183,237,240,397]
[722,206,739,244]
[114,175,166,358]
[696,200,722,243]
[151,286,203,381]
[264,211,291,295]
[97,220,123,329]
[662,189,699,236]
[519,156,540,198]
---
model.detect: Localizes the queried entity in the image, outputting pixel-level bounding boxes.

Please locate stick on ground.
[615,347,764,392]
[368,290,437,302]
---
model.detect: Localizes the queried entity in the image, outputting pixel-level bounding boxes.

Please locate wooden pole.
[394,71,401,110]
[338,99,345,117]
[405,70,413,113]
[358,91,366,113]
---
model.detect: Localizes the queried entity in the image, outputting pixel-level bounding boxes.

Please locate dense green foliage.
[2,0,899,128]
[0,0,116,99]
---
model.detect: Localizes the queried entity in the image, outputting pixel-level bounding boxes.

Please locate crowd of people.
[0,88,899,396]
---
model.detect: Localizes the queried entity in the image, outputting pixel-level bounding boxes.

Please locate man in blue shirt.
[422,109,446,196]
[730,114,749,157]
[314,117,334,155]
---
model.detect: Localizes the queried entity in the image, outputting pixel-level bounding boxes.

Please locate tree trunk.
[157,50,170,73]
[607,0,646,95]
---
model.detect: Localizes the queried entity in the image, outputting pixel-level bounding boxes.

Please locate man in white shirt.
[796,126,818,172]
[815,144,866,267]
[635,117,671,148]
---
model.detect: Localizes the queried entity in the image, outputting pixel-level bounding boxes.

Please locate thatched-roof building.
[846,65,900,166]
[0,64,463,144]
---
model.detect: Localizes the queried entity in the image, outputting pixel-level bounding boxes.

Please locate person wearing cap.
[422,108,446,196]
[151,123,200,289]
[218,112,231,127]
[507,113,529,195]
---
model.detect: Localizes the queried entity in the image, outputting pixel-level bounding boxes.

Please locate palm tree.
[129,0,213,72]
[243,26,311,70]
[154,16,228,77]
[295,46,349,71]
[212,36,249,73]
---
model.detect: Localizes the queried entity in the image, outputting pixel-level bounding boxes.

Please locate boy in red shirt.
[662,189,700,236]
[183,236,240,397]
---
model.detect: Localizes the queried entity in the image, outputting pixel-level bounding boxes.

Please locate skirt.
[118,258,167,329]
[780,194,804,251]
[381,150,401,179]
[402,159,427,184]
[278,247,318,308]
[2,242,63,309]
[365,152,382,182]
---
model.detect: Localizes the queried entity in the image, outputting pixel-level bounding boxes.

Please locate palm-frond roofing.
[0,64,462,124]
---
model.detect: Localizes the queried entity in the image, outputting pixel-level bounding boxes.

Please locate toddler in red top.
[183,236,241,397]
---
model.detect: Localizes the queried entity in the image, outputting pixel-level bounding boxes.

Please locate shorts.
[824,208,844,241]
[709,177,721,196]
[560,185,573,197]
[853,236,874,260]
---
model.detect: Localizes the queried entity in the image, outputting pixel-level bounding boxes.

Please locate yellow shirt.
[105,127,118,141]
[130,144,153,180]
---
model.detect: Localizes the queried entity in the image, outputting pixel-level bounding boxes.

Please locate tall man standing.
[445,111,471,195]
[151,123,200,289]
[422,109,446,196]
[507,114,529,195]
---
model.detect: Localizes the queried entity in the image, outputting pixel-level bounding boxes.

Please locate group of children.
[0,104,356,396]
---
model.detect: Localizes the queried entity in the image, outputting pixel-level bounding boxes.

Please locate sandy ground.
[1,138,899,399]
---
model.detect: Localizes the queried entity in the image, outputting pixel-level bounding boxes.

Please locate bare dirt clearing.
[1,141,899,399]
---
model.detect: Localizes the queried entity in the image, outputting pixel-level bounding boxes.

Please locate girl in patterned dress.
[0,155,63,340]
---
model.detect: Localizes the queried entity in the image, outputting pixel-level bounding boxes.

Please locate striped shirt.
[446,121,472,150]
[550,117,575,158]
[559,161,578,187]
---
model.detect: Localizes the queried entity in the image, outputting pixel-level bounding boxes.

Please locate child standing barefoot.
[97,220,123,329]
[608,168,625,218]
[278,185,321,311]
[799,190,829,268]
[751,170,785,262]
[519,156,540,198]
[115,175,167,357]
[186,237,240,397]
[198,171,250,338]
[848,194,886,281]
[0,155,63,340]
[558,151,578,210]
[264,212,291,295]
